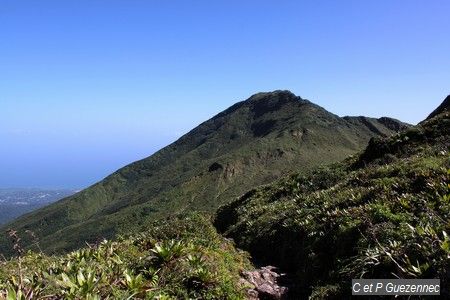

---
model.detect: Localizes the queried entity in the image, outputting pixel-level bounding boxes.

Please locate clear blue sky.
[1,1,449,189]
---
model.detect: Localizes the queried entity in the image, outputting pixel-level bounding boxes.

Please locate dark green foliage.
[215,109,450,298]
[0,91,405,255]
[0,214,251,299]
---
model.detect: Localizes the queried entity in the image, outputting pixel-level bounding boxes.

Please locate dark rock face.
[208,162,223,172]
[240,266,288,299]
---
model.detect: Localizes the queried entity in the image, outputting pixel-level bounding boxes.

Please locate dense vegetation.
[0,214,251,299]
[215,105,450,298]
[0,91,407,255]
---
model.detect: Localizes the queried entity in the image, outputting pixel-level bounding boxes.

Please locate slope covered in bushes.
[0,214,251,299]
[215,103,450,298]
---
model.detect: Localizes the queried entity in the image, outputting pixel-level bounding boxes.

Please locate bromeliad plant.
[55,268,99,299]
[0,213,251,299]
[150,240,185,264]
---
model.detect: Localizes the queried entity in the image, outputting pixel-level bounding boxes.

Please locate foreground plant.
[0,214,251,299]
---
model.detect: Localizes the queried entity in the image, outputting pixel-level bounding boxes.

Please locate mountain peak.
[212,90,304,121]
[247,90,298,102]
[246,90,304,108]
[240,90,309,120]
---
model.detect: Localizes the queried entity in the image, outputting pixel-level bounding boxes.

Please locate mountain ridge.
[426,94,450,120]
[0,90,408,255]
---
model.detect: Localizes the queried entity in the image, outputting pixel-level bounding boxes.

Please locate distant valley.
[0,188,76,225]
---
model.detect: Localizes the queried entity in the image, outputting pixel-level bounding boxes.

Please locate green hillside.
[0,91,407,255]
[215,98,450,298]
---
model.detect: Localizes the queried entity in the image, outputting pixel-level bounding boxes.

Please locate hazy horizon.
[1,1,449,188]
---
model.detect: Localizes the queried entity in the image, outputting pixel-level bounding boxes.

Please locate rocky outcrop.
[240,266,288,299]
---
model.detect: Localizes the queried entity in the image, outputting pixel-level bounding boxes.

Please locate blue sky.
[1,0,449,188]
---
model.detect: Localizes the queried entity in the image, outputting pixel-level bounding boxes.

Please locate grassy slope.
[0,91,406,255]
[215,106,449,298]
[0,213,252,299]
